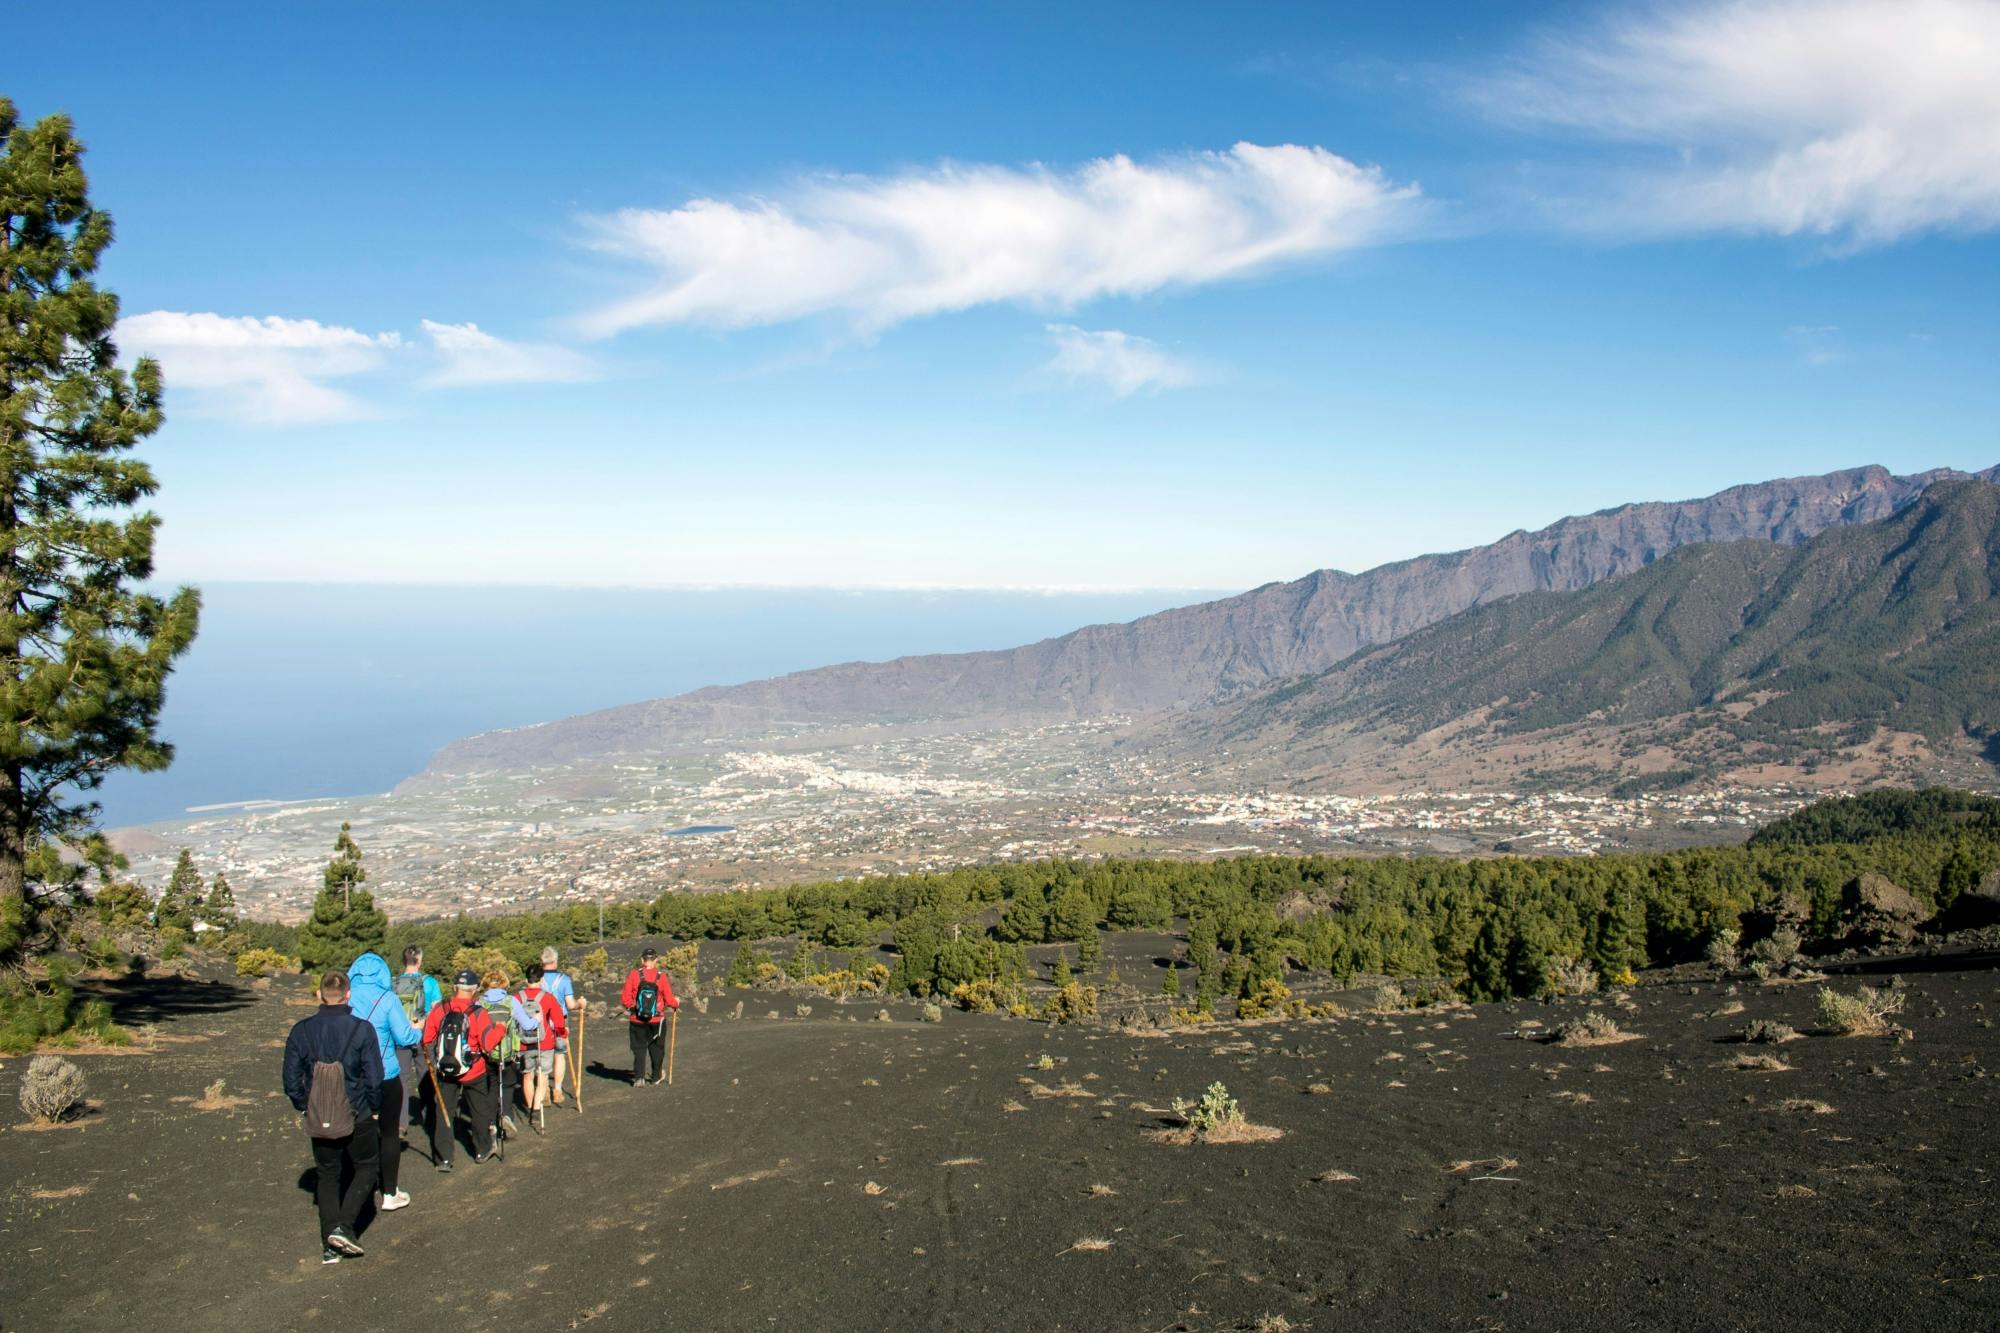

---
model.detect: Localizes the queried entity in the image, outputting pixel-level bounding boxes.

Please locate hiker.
[420,969,506,1169]
[391,946,444,1132]
[513,961,568,1132]
[478,968,522,1137]
[538,946,584,1104]
[282,969,382,1264]
[346,950,421,1213]
[620,947,680,1086]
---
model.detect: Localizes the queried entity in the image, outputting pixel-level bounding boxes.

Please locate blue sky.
[10,0,1998,591]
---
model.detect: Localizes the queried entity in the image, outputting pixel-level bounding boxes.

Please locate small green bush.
[234,947,297,979]
[1815,984,1905,1036]
[1173,1081,1243,1135]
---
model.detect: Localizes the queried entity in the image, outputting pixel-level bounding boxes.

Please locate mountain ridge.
[420,462,1999,777]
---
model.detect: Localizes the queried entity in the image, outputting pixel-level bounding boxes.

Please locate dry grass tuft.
[1086,1183,1117,1197]
[29,1184,89,1199]
[1551,1012,1641,1047]
[1313,1168,1359,1182]
[1774,1184,1819,1199]
[1779,1098,1836,1115]
[191,1078,249,1112]
[1729,1053,1794,1072]
[1061,1237,1113,1254]
[1445,1156,1520,1174]
[939,1157,983,1168]
[1816,985,1907,1037]
[1002,1099,1028,1113]
[1027,1080,1093,1100]
[862,1181,887,1196]
[1551,1090,1594,1104]
[1252,1316,1296,1333]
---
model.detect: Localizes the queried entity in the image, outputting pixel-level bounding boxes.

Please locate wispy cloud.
[418,320,598,388]
[119,312,599,425]
[1786,324,1846,366]
[117,312,400,425]
[1472,0,2000,247]
[1044,324,1202,396]
[575,142,1425,336]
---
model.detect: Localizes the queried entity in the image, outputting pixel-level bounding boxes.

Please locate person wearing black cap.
[619,947,680,1086]
[419,969,507,1167]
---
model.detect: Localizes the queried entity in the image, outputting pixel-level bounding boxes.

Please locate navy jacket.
[282,1003,383,1118]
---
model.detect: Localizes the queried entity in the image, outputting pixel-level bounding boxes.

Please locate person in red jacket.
[420,969,506,1168]
[513,962,568,1133]
[620,948,680,1086]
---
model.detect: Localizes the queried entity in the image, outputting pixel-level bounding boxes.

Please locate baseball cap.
[454,968,479,986]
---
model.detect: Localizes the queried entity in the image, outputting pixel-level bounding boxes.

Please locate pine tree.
[1077,926,1102,973]
[785,935,819,980]
[296,823,385,970]
[1050,883,1097,942]
[0,101,201,947]
[1049,947,1072,988]
[155,848,201,931]
[1162,961,1181,998]
[726,939,759,986]
[203,871,238,929]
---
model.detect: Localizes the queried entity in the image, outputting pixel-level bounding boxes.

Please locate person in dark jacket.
[282,970,383,1264]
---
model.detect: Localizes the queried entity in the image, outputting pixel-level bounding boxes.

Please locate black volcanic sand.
[4,952,1998,1332]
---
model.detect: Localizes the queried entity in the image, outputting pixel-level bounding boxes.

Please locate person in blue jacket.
[347,950,421,1214]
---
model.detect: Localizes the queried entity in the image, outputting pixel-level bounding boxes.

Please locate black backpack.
[435,1007,473,1078]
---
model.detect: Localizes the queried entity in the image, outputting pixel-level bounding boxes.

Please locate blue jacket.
[283,1004,381,1116]
[347,951,422,1084]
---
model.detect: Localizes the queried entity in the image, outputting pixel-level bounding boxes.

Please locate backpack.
[434,1007,473,1079]
[634,972,661,1021]
[393,972,427,1023]
[514,989,545,1047]
[305,1059,355,1138]
[481,995,521,1064]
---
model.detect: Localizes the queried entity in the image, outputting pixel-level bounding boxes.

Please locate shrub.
[795,1003,812,1018]
[1549,957,1600,996]
[19,1055,87,1123]
[1552,1011,1630,1046]
[1705,926,1742,971]
[1815,984,1906,1036]
[1367,983,1406,1014]
[234,947,298,979]
[160,926,189,962]
[1750,926,1802,970]
[1167,1005,1215,1026]
[1040,981,1098,1025]
[1173,1081,1241,1134]
[92,880,152,930]
[449,946,513,985]
[1742,1018,1801,1044]
[659,942,700,991]
[576,946,611,984]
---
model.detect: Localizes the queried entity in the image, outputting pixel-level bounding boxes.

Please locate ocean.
[95,583,1224,829]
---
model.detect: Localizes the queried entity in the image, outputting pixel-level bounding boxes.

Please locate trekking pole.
[422,1056,452,1166]
[667,1008,678,1086]
[574,1004,585,1115]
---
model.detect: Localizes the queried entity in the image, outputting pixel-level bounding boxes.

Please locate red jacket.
[620,966,680,1025]
[422,995,505,1084]
[516,985,568,1050]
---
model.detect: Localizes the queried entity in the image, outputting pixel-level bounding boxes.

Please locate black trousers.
[308,1116,380,1241]
[629,1021,666,1082]
[375,1074,403,1195]
[424,1069,496,1162]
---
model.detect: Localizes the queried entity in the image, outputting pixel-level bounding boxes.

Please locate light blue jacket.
[348,951,422,1084]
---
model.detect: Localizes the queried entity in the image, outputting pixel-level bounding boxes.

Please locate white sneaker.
[379,1189,411,1212]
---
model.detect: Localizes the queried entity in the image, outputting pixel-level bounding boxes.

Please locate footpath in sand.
[3,950,1998,1331]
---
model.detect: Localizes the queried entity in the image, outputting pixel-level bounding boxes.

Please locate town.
[109,719,1828,923]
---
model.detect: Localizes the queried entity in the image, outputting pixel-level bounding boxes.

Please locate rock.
[1838,872,1928,947]
[1936,868,2000,932]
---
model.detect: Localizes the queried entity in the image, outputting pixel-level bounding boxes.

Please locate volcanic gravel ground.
[3,951,1998,1331]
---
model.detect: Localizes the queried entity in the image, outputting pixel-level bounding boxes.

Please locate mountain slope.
[422,463,1998,775]
[1164,480,2000,792]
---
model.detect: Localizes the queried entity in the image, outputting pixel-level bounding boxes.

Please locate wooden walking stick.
[573,1003,585,1115]
[667,1007,678,1086]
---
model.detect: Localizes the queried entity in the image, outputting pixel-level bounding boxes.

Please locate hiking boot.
[472,1150,495,1164]
[321,1246,342,1266]
[436,1159,453,1173]
[498,1114,519,1137]
[325,1227,364,1257]
[378,1189,411,1212]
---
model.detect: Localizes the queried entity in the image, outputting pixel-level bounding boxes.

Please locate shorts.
[520,1047,555,1075]
[554,1036,568,1054]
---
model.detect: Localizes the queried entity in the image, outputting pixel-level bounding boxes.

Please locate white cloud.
[1476,0,2000,246]
[576,142,1424,336]
[1044,324,1202,396]
[117,311,400,425]
[418,320,597,388]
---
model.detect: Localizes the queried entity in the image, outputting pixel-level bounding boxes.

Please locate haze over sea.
[98,583,1221,830]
